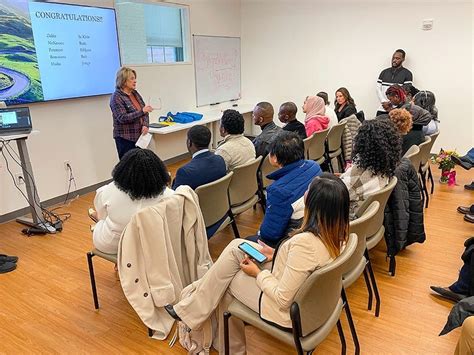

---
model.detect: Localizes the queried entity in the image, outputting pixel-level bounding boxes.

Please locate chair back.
[428,130,440,148]
[303,134,315,159]
[326,122,346,152]
[195,172,233,227]
[258,154,278,188]
[307,128,329,163]
[355,177,397,237]
[418,136,432,167]
[343,202,380,275]
[403,144,421,171]
[229,156,262,207]
[293,233,357,337]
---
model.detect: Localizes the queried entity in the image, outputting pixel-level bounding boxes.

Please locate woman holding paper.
[110,67,153,159]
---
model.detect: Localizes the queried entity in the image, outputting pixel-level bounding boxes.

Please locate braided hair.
[385,85,407,104]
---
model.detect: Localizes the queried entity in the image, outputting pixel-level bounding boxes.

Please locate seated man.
[278,102,307,139]
[172,125,226,190]
[215,109,256,171]
[252,102,281,157]
[256,131,322,247]
[431,236,474,302]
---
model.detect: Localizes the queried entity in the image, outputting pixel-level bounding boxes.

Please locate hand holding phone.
[238,242,267,263]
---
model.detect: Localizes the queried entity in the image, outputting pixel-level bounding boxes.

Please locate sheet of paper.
[135,133,152,149]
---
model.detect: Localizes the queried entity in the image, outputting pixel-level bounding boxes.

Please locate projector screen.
[0,1,121,106]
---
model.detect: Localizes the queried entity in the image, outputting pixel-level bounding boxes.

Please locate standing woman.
[334,87,357,121]
[110,67,153,159]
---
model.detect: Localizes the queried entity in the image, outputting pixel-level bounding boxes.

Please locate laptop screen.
[0,107,32,135]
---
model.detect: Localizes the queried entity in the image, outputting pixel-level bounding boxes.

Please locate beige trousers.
[455,316,474,355]
[174,239,270,354]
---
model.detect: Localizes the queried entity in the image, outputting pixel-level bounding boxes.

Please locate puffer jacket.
[340,114,361,162]
[384,158,426,256]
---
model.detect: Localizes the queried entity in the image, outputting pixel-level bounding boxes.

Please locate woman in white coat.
[92,148,173,254]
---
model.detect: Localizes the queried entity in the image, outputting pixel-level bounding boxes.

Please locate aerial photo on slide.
[0,0,43,104]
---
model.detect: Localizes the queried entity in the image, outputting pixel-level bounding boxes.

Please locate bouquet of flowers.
[431,149,459,184]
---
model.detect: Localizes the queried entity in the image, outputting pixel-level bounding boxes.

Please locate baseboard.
[0,178,113,224]
[0,153,190,224]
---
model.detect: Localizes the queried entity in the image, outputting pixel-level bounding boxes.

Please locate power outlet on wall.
[15,173,24,185]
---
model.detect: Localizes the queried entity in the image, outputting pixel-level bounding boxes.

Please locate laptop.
[0,107,32,136]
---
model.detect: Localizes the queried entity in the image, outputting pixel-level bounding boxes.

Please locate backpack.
[169,282,217,354]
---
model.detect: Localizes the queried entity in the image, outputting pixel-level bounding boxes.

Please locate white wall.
[0,0,241,216]
[241,0,473,154]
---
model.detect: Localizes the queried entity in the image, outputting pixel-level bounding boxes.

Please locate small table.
[149,104,255,149]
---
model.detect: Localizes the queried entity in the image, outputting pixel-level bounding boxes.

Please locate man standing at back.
[172,125,226,190]
[376,49,413,116]
[252,102,281,157]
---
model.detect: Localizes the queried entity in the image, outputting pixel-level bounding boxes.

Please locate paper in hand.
[135,133,152,149]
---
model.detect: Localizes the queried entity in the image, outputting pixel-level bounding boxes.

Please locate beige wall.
[0,0,241,215]
[241,0,473,154]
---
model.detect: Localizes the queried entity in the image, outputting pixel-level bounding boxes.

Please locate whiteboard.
[193,35,241,107]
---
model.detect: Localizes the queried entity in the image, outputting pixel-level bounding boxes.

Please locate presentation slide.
[0,0,121,105]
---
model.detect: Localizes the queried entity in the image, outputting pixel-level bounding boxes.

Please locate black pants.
[114,137,137,159]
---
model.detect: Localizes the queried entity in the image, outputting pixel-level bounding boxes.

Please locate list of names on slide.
[78,34,91,67]
[47,33,65,67]
[29,1,121,100]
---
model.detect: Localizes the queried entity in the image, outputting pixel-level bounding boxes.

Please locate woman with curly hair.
[340,118,401,219]
[92,148,173,254]
[389,108,424,155]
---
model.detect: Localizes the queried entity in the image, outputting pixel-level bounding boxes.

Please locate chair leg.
[418,176,425,206]
[223,312,231,355]
[228,211,241,239]
[336,320,347,355]
[428,166,434,194]
[362,267,373,311]
[338,154,345,173]
[420,171,429,208]
[341,288,360,355]
[388,255,396,277]
[87,252,99,310]
[367,261,381,317]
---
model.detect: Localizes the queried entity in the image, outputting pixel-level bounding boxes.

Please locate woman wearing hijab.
[303,95,330,137]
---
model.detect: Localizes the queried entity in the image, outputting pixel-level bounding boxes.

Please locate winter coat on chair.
[118,186,212,340]
[340,114,362,162]
[383,157,426,256]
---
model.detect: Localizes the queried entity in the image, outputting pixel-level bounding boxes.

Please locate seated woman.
[388,108,423,156]
[92,148,173,254]
[334,87,357,122]
[165,173,350,354]
[303,95,330,137]
[385,84,431,134]
[340,118,401,220]
[413,90,439,135]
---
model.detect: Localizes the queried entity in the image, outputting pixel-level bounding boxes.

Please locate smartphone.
[238,242,267,263]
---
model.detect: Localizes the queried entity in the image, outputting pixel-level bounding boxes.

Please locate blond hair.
[115,67,136,90]
[389,108,413,135]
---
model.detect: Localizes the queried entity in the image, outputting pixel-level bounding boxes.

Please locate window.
[115,0,190,65]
